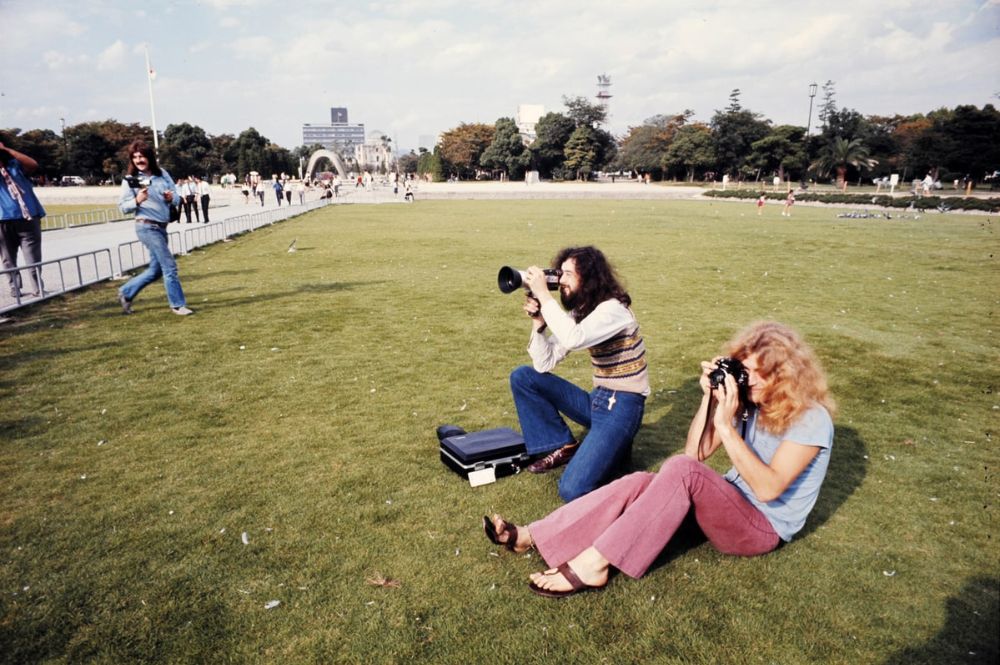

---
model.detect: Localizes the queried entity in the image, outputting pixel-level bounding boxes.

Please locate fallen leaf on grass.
[265,600,281,609]
[365,572,401,589]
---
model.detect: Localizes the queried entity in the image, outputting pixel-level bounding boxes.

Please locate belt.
[136,219,167,227]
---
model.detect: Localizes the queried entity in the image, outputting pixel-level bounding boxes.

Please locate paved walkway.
[0,184,405,314]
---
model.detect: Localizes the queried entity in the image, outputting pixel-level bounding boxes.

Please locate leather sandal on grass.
[528,561,603,599]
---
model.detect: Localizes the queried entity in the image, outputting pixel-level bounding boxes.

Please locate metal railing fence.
[2,198,333,316]
[0,249,115,314]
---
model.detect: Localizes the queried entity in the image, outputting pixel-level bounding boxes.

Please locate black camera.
[125,174,150,190]
[497,266,561,294]
[708,357,752,413]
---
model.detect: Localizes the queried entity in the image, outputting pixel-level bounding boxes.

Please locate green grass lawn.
[1,200,997,663]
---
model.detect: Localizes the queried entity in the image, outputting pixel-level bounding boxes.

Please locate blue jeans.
[121,222,186,308]
[510,365,646,502]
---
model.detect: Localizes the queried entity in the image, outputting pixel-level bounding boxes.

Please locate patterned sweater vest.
[588,323,649,394]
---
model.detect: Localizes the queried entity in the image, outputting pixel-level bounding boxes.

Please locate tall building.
[302,106,365,151]
[516,104,545,144]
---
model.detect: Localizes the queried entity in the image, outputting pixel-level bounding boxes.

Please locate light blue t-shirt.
[724,404,834,541]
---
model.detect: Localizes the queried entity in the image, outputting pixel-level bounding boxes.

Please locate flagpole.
[145,46,158,151]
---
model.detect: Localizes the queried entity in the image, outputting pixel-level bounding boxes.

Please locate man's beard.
[560,286,579,310]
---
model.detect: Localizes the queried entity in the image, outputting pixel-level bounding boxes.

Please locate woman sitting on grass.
[484,321,835,598]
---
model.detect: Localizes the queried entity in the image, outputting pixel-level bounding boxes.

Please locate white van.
[60,176,86,186]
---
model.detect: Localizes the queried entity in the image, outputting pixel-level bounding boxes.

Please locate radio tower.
[596,74,612,122]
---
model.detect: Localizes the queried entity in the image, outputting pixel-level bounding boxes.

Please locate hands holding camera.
[699,356,752,433]
[521,266,551,325]
[136,187,172,206]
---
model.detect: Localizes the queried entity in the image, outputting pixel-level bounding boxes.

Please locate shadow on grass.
[632,377,705,471]
[884,575,999,664]
[797,424,867,539]
[205,280,385,308]
[179,268,260,282]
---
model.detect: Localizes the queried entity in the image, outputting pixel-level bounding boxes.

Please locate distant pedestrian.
[184,177,200,222]
[782,190,795,217]
[272,175,283,206]
[241,179,250,204]
[296,180,306,205]
[404,181,414,202]
[285,184,292,206]
[117,140,193,316]
[0,141,46,299]
[196,176,211,223]
[756,193,765,216]
[921,173,933,197]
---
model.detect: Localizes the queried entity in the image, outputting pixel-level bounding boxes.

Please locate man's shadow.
[883,575,999,663]
[627,377,867,567]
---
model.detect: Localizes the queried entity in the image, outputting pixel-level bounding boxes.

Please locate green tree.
[4,128,65,182]
[208,134,238,176]
[936,104,1000,181]
[64,120,150,182]
[438,122,494,179]
[232,127,270,177]
[662,123,715,181]
[810,137,878,190]
[160,122,213,178]
[397,150,419,175]
[480,117,530,180]
[710,90,771,178]
[615,112,692,179]
[563,95,607,128]
[748,125,808,182]
[417,146,444,181]
[64,124,114,183]
[818,80,837,131]
[530,112,575,178]
[564,126,597,180]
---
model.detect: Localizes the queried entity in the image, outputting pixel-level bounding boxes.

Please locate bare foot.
[490,515,533,553]
[529,547,609,592]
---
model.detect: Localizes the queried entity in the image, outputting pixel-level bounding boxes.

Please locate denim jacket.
[118,169,178,223]
[1,157,46,221]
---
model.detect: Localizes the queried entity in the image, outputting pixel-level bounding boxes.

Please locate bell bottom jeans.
[120,222,186,309]
[528,455,781,578]
[510,365,645,502]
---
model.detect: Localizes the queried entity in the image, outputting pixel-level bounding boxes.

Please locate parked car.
[60,176,86,186]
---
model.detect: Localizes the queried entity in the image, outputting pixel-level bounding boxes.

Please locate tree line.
[417,83,999,188]
[3,81,998,187]
[0,121,314,185]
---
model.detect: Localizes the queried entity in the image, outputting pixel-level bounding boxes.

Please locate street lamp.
[806,83,818,137]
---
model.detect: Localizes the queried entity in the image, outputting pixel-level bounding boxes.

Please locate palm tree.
[810,137,878,191]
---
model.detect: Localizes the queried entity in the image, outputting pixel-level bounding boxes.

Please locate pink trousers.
[528,455,780,579]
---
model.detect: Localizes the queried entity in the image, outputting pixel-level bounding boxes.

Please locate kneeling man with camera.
[509,246,649,501]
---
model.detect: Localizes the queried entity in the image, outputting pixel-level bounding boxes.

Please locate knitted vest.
[588,322,649,394]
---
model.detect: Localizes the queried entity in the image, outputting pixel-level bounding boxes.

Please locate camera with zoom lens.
[125,174,151,190]
[708,357,753,416]
[497,266,561,294]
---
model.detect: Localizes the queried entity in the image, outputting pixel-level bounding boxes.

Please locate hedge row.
[703,189,999,212]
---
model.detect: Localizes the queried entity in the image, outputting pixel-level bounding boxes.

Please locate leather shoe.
[526,442,578,474]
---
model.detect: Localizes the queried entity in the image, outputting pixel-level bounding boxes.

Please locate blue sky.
[2,0,998,152]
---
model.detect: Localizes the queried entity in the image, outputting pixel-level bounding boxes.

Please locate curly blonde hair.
[725,321,836,434]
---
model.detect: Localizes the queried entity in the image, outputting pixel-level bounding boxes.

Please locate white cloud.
[229,36,276,60]
[42,50,89,70]
[97,40,128,71]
